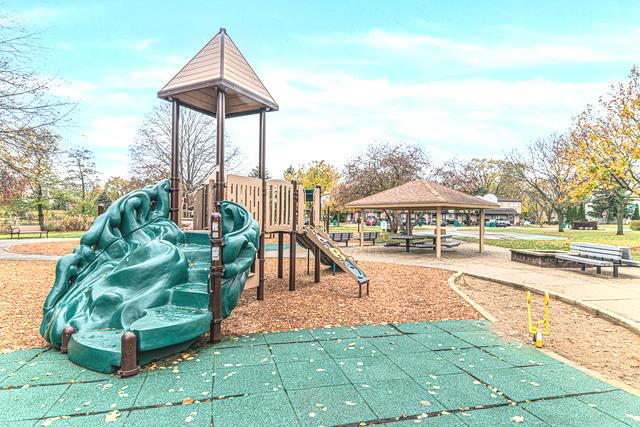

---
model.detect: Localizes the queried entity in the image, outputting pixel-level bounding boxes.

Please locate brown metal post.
[97,204,105,216]
[314,245,320,283]
[209,211,224,343]
[436,206,442,259]
[289,180,298,291]
[117,332,140,377]
[277,232,284,278]
[257,109,266,300]
[479,208,485,253]
[60,325,77,354]
[170,99,180,224]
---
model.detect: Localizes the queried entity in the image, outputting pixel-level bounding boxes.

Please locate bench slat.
[556,254,613,267]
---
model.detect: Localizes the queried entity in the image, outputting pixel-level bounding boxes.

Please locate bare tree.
[129,103,243,196]
[433,158,522,196]
[506,134,574,232]
[341,142,431,232]
[0,14,72,141]
[65,147,98,215]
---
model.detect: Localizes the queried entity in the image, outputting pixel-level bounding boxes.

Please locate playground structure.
[40,28,367,374]
[527,290,550,348]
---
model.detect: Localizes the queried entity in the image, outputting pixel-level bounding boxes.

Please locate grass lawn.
[0,230,85,240]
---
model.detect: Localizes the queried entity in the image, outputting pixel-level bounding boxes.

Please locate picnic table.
[390,233,457,252]
[390,235,425,252]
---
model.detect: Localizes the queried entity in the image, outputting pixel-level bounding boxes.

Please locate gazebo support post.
[360,209,365,247]
[257,109,266,301]
[169,100,181,225]
[407,208,412,235]
[436,206,442,259]
[479,208,485,253]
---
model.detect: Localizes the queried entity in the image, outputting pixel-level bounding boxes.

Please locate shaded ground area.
[7,240,79,256]
[224,259,479,335]
[458,275,640,390]
[2,320,639,426]
[0,259,478,352]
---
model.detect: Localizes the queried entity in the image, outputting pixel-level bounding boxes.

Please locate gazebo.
[345,179,499,258]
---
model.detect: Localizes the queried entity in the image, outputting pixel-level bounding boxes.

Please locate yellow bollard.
[527,291,550,348]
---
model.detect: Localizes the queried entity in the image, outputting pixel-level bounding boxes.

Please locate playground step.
[171,282,209,310]
[180,244,211,264]
[188,262,210,283]
[67,329,123,373]
[184,230,211,246]
[129,306,211,351]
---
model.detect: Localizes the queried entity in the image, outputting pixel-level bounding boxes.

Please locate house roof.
[345,179,500,210]
[496,196,521,202]
[158,28,278,117]
[485,208,518,215]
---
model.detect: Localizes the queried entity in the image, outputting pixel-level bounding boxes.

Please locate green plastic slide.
[39,180,259,373]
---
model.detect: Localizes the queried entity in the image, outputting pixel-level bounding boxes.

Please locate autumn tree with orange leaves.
[568,67,640,235]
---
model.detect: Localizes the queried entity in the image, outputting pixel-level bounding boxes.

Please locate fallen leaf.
[511,415,525,423]
[183,398,194,405]
[105,411,121,422]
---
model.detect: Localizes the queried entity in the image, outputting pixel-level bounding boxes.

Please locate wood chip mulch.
[0,258,479,352]
[458,275,640,389]
[8,240,80,256]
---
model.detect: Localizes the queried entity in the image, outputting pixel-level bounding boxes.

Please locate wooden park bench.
[555,243,639,277]
[10,224,49,239]
[361,231,379,245]
[328,232,353,246]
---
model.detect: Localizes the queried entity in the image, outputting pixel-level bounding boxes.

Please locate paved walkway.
[3,320,639,426]
[0,238,74,261]
[345,243,640,330]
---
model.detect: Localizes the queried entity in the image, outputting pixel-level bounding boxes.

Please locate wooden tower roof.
[158,28,278,117]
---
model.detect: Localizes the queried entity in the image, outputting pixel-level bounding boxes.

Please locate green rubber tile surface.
[387,351,462,378]
[483,344,561,367]
[288,384,376,426]
[213,345,273,367]
[45,377,144,416]
[308,326,358,341]
[392,322,443,335]
[355,378,445,419]
[126,401,212,426]
[351,323,400,337]
[455,405,547,425]
[0,348,46,363]
[520,364,616,395]
[408,332,474,350]
[1,383,69,422]
[152,346,215,372]
[213,364,282,395]
[441,348,512,374]
[451,330,507,347]
[211,391,298,427]
[417,372,508,410]
[319,337,380,359]
[433,320,491,333]
[213,333,267,348]
[385,413,466,425]
[576,389,640,424]
[269,342,328,363]
[134,370,213,406]
[472,367,565,402]
[263,330,314,344]
[338,354,409,383]
[277,358,349,390]
[523,397,629,426]
[37,412,127,426]
[367,335,427,354]
[1,360,85,387]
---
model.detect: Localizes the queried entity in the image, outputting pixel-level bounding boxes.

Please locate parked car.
[495,220,511,227]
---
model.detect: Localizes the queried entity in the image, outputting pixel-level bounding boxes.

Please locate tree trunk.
[556,209,565,232]
[36,184,45,229]
[616,197,625,236]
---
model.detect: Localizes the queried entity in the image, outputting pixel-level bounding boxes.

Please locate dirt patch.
[224,259,479,334]
[457,275,640,389]
[0,261,54,351]
[0,258,478,352]
[8,240,79,256]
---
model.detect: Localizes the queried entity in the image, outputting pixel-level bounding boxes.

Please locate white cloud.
[133,38,158,50]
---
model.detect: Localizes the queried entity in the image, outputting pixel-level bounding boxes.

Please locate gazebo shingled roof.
[158,28,278,117]
[345,179,500,210]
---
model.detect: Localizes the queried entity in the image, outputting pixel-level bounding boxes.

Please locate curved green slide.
[40,180,259,373]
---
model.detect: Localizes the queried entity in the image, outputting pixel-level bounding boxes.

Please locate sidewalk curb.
[461,272,640,337]
[447,272,497,322]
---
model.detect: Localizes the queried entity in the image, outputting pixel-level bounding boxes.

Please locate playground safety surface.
[2,320,639,426]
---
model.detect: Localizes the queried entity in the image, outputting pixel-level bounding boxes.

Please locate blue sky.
[8,1,640,179]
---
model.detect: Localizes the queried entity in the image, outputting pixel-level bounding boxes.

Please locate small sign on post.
[209,212,224,343]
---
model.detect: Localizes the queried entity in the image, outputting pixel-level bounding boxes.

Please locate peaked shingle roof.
[345,179,499,209]
[158,28,278,117]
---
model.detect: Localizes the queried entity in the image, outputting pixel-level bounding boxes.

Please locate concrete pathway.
[346,243,640,330]
[0,238,75,261]
[3,321,638,426]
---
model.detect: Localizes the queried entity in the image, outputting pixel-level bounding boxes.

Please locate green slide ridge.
[39,180,259,373]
